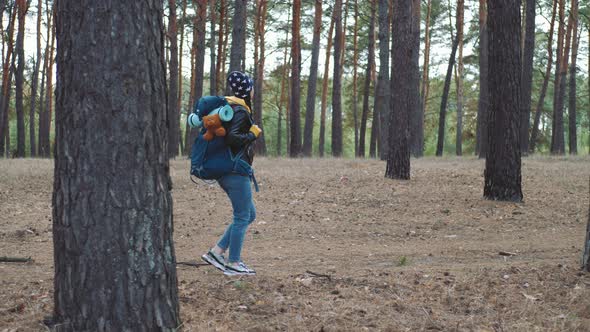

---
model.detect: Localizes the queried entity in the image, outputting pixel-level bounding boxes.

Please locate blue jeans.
[216,174,256,263]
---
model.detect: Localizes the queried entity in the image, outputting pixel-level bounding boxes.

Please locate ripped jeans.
[216,174,256,263]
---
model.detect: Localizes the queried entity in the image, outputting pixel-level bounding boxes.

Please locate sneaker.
[223,262,256,276]
[201,250,226,272]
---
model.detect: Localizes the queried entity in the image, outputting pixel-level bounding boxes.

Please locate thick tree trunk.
[359,0,376,158]
[253,0,267,155]
[228,0,247,75]
[15,0,27,158]
[520,0,535,154]
[409,0,422,157]
[376,0,390,160]
[530,0,556,154]
[435,37,459,157]
[567,0,579,155]
[455,0,464,156]
[302,0,322,157]
[52,1,180,330]
[476,0,489,158]
[185,0,207,155]
[168,0,179,158]
[551,0,566,155]
[484,0,523,202]
[332,0,343,157]
[385,0,414,180]
[289,0,302,157]
[319,14,335,158]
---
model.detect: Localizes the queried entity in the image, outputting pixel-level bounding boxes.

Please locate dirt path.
[1,157,589,331]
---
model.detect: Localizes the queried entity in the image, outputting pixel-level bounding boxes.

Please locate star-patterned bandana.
[227,71,254,99]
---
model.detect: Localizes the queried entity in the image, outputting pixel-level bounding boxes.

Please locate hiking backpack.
[188,96,258,190]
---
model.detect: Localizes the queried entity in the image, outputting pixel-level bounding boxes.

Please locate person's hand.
[249,125,262,138]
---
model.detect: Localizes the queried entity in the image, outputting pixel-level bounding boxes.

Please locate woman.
[201,71,262,276]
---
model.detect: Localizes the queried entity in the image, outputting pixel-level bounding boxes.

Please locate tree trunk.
[420,0,432,153]
[359,0,376,158]
[376,0,390,160]
[0,3,16,157]
[476,0,489,158]
[277,41,289,157]
[332,0,343,157]
[435,37,459,157]
[177,0,187,114]
[184,34,196,156]
[385,0,414,180]
[319,13,335,158]
[530,0,556,154]
[352,0,359,156]
[253,0,267,155]
[302,0,322,157]
[567,0,579,155]
[29,0,42,157]
[484,0,523,202]
[409,0,422,157]
[15,0,27,158]
[168,0,179,158]
[215,0,226,94]
[519,0,535,154]
[42,3,55,158]
[185,0,207,155]
[38,32,48,159]
[52,1,180,329]
[209,0,216,96]
[551,0,566,155]
[455,0,464,156]
[228,0,247,75]
[289,0,302,157]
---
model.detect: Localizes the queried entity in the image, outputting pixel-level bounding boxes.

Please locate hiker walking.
[200,71,262,276]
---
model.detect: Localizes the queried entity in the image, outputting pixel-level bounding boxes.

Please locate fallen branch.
[499,251,517,257]
[0,256,32,263]
[306,270,333,280]
[177,261,209,268]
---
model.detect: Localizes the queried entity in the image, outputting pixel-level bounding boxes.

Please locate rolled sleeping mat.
[210,105,235,122]
[187,113,202,128]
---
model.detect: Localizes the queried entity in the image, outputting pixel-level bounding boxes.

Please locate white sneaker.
[201,250,226,272]
[224,262,256,276]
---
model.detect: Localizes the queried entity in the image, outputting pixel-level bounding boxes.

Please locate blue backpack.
[189,96,259,191]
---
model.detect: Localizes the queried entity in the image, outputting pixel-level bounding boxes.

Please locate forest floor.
[1,156,589,331]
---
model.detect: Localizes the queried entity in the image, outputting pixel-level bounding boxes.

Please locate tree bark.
[530,0,556,154]
[52,1,180,329]
[289,0,302,157]
[352,0,359,156]
[41,3,55,158]
[302,0,322,157]
[277,39,289,157]
[319,13,335,158]
[359,0,376,158]
[409,0,422,157]
[484,0,523,202]
[332,0,343,157]
[420,0,432,154]
[209,0,216,96]
[168,0,179,158]
[185,0,207,155]
[385,0,414,180]
[454,0,464,156]
[376,0,390,160]
[228,0,247,75]
[551,0,566,155]
[253,0,267,155]
[476,0,489,158]
[435,37,459,157]
[29,0,42,157]
[567,0,579,155]
[15,0,27,158]
[519,0,535,154]
[215,0,226,94]
[177,0,186,113]
[0,3,17,157]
